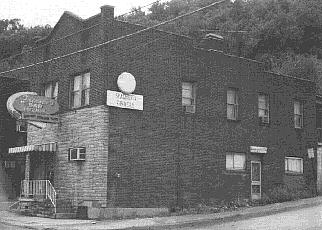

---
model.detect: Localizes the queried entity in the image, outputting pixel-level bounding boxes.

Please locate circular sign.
[117,72,136,94]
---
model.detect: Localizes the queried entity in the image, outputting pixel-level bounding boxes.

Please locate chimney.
[198,33,226,52]
[101,5,115,20]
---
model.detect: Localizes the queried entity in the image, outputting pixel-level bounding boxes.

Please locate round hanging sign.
[117,72,136,94]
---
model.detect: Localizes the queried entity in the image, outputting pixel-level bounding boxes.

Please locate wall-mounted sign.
[7,92,37,119]
[250,146,267,154]
[106,90,143,111]
[308,148,314,159]
[12,94,59,115]
[117,72,136,95]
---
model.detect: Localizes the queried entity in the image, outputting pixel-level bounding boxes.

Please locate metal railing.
[21,180,56,213]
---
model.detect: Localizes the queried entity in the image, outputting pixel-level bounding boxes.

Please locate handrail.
[21,180,56,214]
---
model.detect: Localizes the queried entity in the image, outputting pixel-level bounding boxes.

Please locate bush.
[260,184,312,205]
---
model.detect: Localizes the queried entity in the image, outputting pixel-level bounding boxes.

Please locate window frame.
[227,88,238,120]
[285,157,303,174]
[226,152,246,171]
[70,72,90,109]
[43,81,58,100]
[258,93,269,124]
[182,82,196,113]
[294,100,303,129]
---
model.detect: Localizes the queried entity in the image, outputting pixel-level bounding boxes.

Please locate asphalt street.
[0,222,26,229]
[183,204,322,230]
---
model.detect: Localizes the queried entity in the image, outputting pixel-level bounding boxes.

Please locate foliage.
[0,19,52,61]
[121,0,322,83]
[260,184,312,205]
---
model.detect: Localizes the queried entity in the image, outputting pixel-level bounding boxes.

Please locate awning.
[8,142,57,154]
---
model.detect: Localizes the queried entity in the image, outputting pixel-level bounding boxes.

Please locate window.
[44,81,58,100]
[182,82,196,113]
[70,73,90,108]
[227,88,238,120]
[294,100,303,128]
[16,120,27,132]
[285,157,303,173]
[226,153,246,170]
[258,94,269,124]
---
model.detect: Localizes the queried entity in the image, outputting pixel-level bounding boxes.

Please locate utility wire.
[0,0,162,64]
[1,0,161,64]
[0,0,229,76]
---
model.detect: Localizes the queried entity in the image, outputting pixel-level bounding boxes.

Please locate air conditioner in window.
[260,116,269,124]
[69,147,86,161]
[184,105,195,114]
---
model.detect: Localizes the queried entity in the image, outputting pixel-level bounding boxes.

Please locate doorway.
[251,161,261,200]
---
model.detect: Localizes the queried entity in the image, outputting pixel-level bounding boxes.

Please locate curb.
[120,198,322,230]
[1,197,322,230]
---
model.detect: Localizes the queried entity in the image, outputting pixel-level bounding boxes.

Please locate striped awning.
[8,142,57,154]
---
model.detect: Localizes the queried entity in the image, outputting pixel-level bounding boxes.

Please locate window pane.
[286,158,303,173]
[251,163,260,181]
[74,76,82,91]
[226,154,234,169]
[234,153,245,169]
[182,97,192,106]
[53,82,58,99]
[227,105,234,119]
[251,185,261,194]
[83,73,90,89]
[84,89,90,105]
[294,101,301,115]
[182,82,192,91]
[227,89,236,104]
[45,84,52,98]
[73,91,81,108]
[182,89,192,98]
[295,115,302,128]
[258,95,268,109]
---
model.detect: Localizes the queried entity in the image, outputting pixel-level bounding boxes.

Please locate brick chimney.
[101,5,115,20]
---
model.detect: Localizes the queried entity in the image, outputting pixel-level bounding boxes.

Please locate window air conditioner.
[69,147,86,161]
[185,105,195,114]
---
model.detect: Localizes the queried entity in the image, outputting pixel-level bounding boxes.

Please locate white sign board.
[106,90,143,111]
[250,146,267,154]
[308,148,315,159]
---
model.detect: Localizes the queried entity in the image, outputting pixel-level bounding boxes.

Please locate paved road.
[183,204,322,230]
[0,222,27,229]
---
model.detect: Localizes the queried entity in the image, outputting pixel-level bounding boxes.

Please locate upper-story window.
[258,94,269,124]
[44,81,58,100]
[227,88,238,120]
[70,73,90,108]
[294,100,303,129]
[182,82,196,113]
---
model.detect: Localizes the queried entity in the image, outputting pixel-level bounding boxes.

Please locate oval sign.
[12,94,59,115]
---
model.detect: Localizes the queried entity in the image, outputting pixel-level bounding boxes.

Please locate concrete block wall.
[28,105,109,207]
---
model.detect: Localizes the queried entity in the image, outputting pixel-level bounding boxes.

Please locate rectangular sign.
[250,146,267,154]
[21,113,59,123]
[106,90,143,111]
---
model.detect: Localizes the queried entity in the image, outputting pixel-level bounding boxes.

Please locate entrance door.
[251,161,261,200]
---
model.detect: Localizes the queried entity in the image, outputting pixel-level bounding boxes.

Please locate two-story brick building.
[1,5,318,218]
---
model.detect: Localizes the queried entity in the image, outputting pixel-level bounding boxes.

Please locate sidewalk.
[1,196,322,230]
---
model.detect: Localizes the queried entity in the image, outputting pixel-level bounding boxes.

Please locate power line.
[0,0,229,76]
[0,0,162,64]
[117,0,161,18]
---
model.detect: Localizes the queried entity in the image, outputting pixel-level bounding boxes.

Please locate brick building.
[1,6,318,217]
